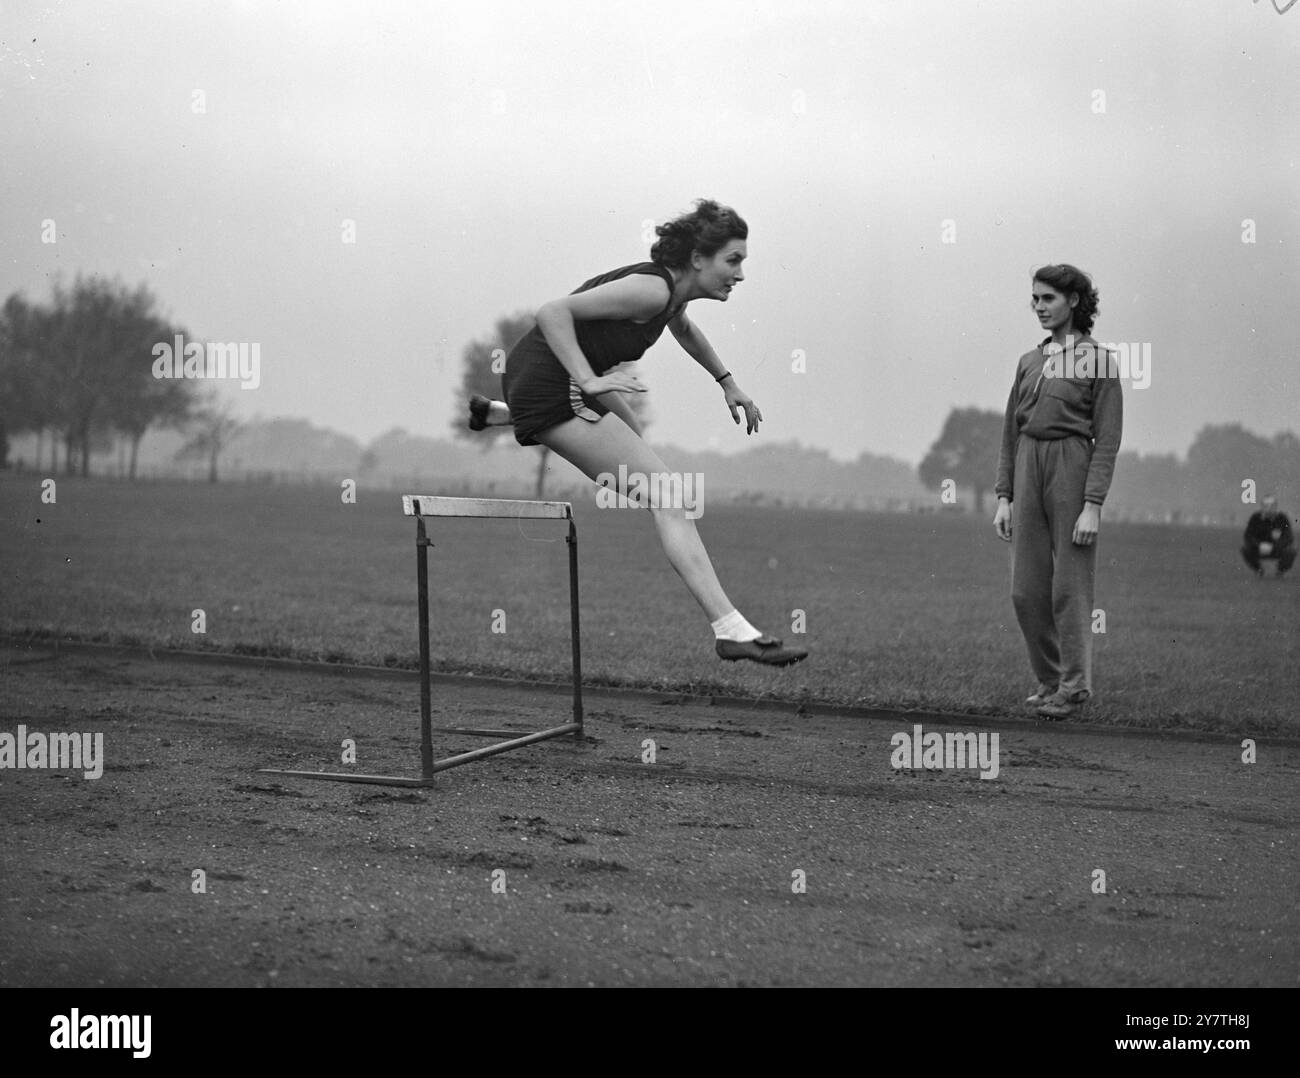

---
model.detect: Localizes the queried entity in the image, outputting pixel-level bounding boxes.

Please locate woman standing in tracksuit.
[993,265,1123,719]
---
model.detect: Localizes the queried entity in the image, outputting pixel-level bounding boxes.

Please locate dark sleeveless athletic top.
[501,262,680,446]
[515,261,679,374]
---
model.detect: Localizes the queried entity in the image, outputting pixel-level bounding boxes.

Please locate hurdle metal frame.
[258,495,583,787]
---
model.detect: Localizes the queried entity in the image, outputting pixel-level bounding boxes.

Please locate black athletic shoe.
[716,635,808,667]
[468,394,490,431]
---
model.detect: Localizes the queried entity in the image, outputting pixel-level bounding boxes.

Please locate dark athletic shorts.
[502,334,609,447]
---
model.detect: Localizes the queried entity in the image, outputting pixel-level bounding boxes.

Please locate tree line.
[0,275,240,479]
[5,280,1292,511]
[919,407,1298,519]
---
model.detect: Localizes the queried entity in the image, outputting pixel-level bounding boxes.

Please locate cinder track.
[1,643,1295,987]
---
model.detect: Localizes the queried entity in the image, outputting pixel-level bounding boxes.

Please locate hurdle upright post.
[567,516,583,732]
[416,513,434,780]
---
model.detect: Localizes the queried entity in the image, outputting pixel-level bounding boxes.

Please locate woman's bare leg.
[537,413,736,622]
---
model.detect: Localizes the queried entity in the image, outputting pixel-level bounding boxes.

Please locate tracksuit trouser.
[1011,434,1096,697]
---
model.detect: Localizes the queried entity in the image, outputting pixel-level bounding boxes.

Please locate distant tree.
[0,277,202,477]
[0,295,44,468]
[0,293,70,471]
[1272,431,1300,504]
[1186,423,1273,481]
[1186,423,1279,515]
[175,393,243,483]
[918,407,1003,513]
[46,275,169,477]
[1105,451,1190,522]
[104,315,196,479]
[0,275,188,477]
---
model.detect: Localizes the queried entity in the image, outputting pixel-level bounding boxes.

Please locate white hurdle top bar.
[402,495,573,520]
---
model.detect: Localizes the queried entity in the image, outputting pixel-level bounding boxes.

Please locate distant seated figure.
[1242,495,1294,577]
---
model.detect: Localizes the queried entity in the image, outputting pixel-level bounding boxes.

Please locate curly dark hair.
[1033,263,1100,337]
[650,199,748,268]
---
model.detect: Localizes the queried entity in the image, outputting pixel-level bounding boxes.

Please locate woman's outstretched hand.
[725,382,762,434]
[581,369,646,397]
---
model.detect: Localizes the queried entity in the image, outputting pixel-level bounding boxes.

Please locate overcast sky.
[3,0,1296,465]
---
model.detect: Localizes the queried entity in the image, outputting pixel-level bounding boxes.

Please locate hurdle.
[258,495,583,787]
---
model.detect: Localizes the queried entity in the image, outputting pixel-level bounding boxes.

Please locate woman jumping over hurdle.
[993,264,1123,719]
[468,199,807,667]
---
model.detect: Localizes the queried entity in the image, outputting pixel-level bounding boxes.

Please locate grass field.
[0,473,1294,733]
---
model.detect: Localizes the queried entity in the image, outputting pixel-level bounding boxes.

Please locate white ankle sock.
[711,609,762,642]
[486,400,512,426]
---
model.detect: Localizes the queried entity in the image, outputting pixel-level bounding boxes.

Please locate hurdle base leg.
[430,722,581,773]
[257,722,583,787]
[256,768,437,788]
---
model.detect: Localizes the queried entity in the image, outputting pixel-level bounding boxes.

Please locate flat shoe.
[1025,685,1058,706]
[716,635,808,666]
[468,394,490,431]
[1036,690,1089,721]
